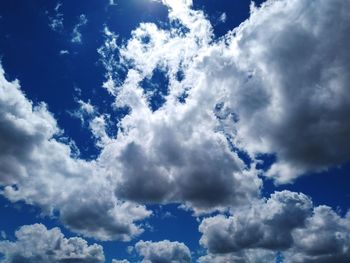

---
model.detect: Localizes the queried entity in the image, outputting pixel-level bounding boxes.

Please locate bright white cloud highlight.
[0,224,105,263]
[199,191,350,262]
[0,66,151,241]
[135,240,192,263]
[72,14,88,43]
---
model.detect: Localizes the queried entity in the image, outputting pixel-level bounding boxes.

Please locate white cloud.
[219,12,227,23]
[48,2,64,32]
[0,224,105,263]
[1,0,350,250]
[135,240,191,263]
[199,191,313,254]
[0,231,6,240]
[98,0,261,213]
[224,0,350,182]
[59,49,69,55]
[109,0,118,6]
[199,191,350,262]
[198,249,275,263]
[72,14,88,44]
[112,260,129,263]
[285,206,350,263]
[70,99,95,124]
[0,66,151,241]
[96,0,350,216]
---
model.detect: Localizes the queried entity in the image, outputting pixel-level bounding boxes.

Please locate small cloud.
[161,211,175,219]
[127,245,134,254]
[219,12,227,23]
[71,14,88,44]
[59,49,69,55]
[54,2,62,11]
[48,2,64,32]
[69,99,96,124]
[0,230,6,239]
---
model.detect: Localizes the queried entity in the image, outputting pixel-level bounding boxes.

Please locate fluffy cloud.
[226,0,350,182]
[97,0,261,213]
[135,240,191,263]
[198,249,275,263]
[95,0,350,218]
[0,66,151,241]
[199,191,313,253]
[48,2,64,32]
[112,260,130,263]
[1,0,350,247]
[0,224,104,263]
[199,191,350,262]
[285,206,350,263]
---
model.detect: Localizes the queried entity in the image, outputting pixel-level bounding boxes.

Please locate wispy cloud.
[48,2,64,32]
[71,14,88,43]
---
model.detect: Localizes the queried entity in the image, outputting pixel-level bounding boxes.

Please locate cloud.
[199,191,313,254]
[198,249,275,263]
[199,191,350,262]
[135,240,191,263]
[97,0,261,213]
[284,206,350,263]
[59,50,69,55]
[0,66,151,241]
[72,14,88,43]
[1,0,350,247]
[48,2,64,32]
[109,0,118,6]
[225,0,350,182]
[0,224,105,263]
[126,0,350,184]
[95,0,350,216]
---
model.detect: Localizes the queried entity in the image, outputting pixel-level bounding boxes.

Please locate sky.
[0,0,349,262]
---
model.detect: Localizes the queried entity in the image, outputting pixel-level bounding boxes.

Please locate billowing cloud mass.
[97,0,262,212]
[199,191,350,262]
[113,240,191,263]
[285,206,350,263]
[228,0,350,182]
[0,224,105,263]
[199,191,313,253]
[0,66,151,241]
[0,0,350,260]
[135,240,192,263]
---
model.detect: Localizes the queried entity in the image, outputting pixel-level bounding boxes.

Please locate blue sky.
[0,0,349,262]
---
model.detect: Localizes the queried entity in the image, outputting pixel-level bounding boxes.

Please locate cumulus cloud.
[199,191,350,262]
[0,224,105,263]
[94,0,350,218]
[199,191,313,254]
[226,0,350,182]
[113,0,350,185]
[0,66,151,241]
[1,0,350,248]
[285,206,350,263]
[97,0,261,213]
[135,240,191,263]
